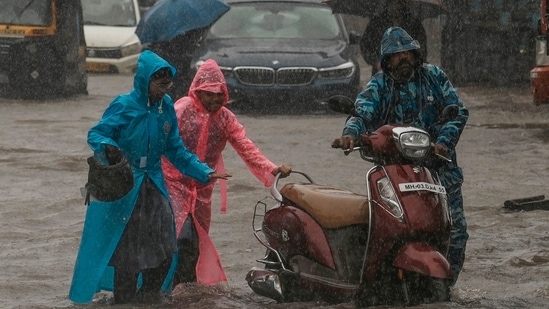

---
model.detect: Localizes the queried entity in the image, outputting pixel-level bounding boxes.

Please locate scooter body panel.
[262,205,336,269]
[360,164,450,284]
[384,164,451,234]
[393,242,451,279]
[368,165,450,233]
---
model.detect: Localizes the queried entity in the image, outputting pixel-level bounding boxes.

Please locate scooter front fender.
[392,242,451,279]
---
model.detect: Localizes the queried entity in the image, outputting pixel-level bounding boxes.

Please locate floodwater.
[1,75,549,309]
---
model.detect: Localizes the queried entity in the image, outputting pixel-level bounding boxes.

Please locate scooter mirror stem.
[438,104,459,124]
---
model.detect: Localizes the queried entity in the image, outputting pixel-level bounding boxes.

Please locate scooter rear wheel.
[354,273,450,307]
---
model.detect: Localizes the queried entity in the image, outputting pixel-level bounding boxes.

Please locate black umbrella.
[323,0,447,20]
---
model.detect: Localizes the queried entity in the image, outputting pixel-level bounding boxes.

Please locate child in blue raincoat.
[69,50,230,305]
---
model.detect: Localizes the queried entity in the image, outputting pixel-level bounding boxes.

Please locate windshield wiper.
[84,21,109,26]
[10,0,36,24]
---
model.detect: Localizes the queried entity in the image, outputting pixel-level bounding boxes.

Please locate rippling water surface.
[2,78,549,309]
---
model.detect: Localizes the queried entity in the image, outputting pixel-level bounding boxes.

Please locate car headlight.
[392,127,431,160]
[120,42,141,57]
[219,66,235,79]
[318,61,355,79]
[377,176,403,221]
[194,60,234,78]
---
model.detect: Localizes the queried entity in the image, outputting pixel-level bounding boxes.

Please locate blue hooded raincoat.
[344,27,468,190]
[69,50,214,304]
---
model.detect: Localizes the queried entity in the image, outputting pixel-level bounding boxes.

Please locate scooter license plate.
[399,182,446,194]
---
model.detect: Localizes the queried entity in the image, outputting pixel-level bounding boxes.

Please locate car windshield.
[82,0,138,27]
[0,0,52,26]
[209,2,341,39]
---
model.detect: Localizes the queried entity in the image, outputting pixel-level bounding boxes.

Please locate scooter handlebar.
[434,152,452,162]
[343,146,363,156]
[333,141,375,162]
[270,170,315,203]
[430,142,452,163]
[331,138,369,156]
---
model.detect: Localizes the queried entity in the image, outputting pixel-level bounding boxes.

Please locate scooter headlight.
[392,127,431,160]
[377,176,403,221]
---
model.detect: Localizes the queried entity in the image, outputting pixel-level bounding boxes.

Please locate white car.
[82,0,142,74]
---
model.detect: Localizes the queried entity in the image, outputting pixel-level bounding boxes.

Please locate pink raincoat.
[161,59,277,285]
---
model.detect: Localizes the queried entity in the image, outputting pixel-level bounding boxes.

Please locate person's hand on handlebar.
[432,143,452,162]
[331,135,355,155]
[271,165,292,178]
[433,143,449,158]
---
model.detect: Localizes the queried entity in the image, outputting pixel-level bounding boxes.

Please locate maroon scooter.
[246,104,458,307]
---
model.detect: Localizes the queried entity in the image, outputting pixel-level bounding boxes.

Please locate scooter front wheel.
[405,275,451,305]
[427,277,451,302]
[354,273,451,307]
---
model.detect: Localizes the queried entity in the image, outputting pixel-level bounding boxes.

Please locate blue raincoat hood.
[379,26,421,63]
[133,50,177,101]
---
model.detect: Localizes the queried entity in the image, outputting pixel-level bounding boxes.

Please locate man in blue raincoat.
[69,50,230,305]
[334,27,469,287]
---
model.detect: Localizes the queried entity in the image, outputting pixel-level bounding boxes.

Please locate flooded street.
[1,74,549,309]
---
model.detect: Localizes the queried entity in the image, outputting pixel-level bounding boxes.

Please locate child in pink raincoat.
[161,59,291,286]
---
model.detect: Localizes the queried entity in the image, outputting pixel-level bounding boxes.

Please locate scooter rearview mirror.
[439,104,459,123]
[327,95,357,116]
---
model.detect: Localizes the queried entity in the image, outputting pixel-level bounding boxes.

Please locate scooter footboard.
[392,242,451,279]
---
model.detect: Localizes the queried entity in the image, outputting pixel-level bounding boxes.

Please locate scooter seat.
[280,183,369,229]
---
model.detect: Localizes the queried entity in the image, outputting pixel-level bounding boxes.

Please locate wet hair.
[151,67,172,81]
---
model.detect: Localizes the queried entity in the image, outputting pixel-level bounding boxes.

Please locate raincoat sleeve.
[164,112,214,184]
[342,78,384,138]
[431,66,469,150]
[88,97,125,164]
[226,113,277,187]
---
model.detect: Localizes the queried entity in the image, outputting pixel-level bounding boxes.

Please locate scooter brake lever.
[343,146,362,156]
[435,153,452,162]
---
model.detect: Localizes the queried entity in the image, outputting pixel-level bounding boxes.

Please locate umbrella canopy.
[135,0,230,45]
[323,0,446,20]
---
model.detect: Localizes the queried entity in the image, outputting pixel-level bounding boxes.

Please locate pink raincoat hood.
[188,59,229,111]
